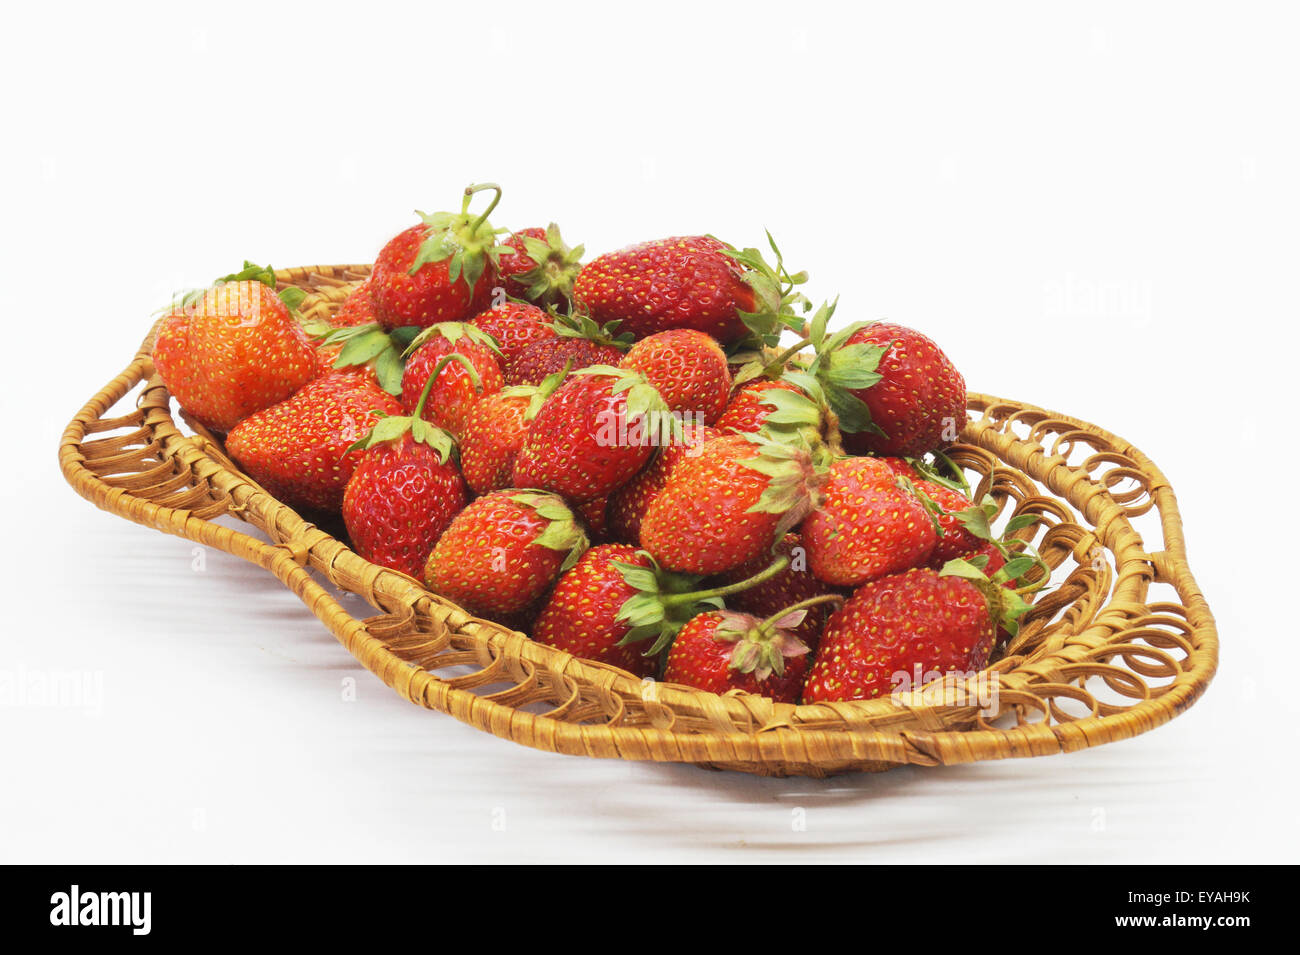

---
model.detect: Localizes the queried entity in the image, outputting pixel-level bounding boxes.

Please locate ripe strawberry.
[532,543,780,677]
[573,235,802,345]
[423,490,587,617]
[716,380,792,435]
[370,183,505,330]
[711,532,838,651]
[640,432,825,575]
[618,328,731,426]
[663,603,829,703]
[470,300,558,365]
[504,336,625,386]
[799,456,937,587]
[607,425,719,544]
[399,323,503,439]
[512,367,672,503]
[531,545,665,677]
[915,479,983,566]
[333,282,381,327]
[459,369,566,495]
[341,387,466,578]
[154,279,318,433]
[802,563,1029,703]
[225,374,403,512]
[831,322,967,457]
[495,224,584,308]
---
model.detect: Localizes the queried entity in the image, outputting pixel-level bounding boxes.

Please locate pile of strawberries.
[153,183,1048,706]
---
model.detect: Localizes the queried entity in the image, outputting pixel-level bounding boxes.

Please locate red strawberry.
[423,490,587,617]
[832,322,967,457]
[915,479,983,566]
[711,532,838,651]
[333,282,381,327]
[531,544,664,677]
[640,433,824,575]
[573,235,799,344]
[370,184,505,330]
[800,456,938,587]
[495,224,584,308]
[802,564,1028,703]
[154,280,317,433]
[225,374,402,512]
[512,367,671,503]
[470,300,558,365]
[618,329,731,426]
[715,379,805,435]
[458,370,566,495]
[341,390,466,578]
[607,425,719,544]
[400,323,504,439]
[663,605,826,703]
[576,496,611,544]
[504,336,625,386]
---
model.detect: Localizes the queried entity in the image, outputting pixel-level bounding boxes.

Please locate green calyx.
[614,552,793,657]
[511,223,585,306]
[409,182,508,291]
[573,365,680,446]
[737,430,828,538]
[345,372,457,463]
[313,321,419,396]
[548,306,633,349]
[403,321,502,359]
[719,230,811,348]
[174,261,304,315]
[508,491,589,571]
[804,304,888,437]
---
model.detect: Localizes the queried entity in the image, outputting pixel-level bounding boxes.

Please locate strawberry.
[341,380,466,578]
[458,369,566,495]
[915,479,983,566]
[573,234,806,344]
[799,456,937,587]
[531,545,669,677]
[470,300,558,365]
[333,282,381,327]
[495,224,584,308]
[618,328,731,426]
[711,532,838,651]
[640,432,825,575]
[824,322,967,457]
[715,379,804,436]
[532,543,788,677]
[576,496,611,544]
[802,562,1030,703]
[370,183,505,330]
[504,336,625,386]
[153,277,317,433]
[512,367,673,503]
[225,374,403,512]
[423,490,587,617]
[663,601,834,703]
[399,323,504,439]
[606,425,719,544]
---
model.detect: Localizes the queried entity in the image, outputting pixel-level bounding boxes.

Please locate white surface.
[1,2,1296,863]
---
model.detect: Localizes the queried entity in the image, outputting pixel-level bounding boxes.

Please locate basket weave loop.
[58,266,1218,776]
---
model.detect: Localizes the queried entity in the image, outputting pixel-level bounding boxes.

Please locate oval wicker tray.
[58,265,1218,777]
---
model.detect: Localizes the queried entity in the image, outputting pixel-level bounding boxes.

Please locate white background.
[2,2,1296,863]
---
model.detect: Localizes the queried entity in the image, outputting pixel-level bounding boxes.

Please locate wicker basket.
[58,265,1218,777]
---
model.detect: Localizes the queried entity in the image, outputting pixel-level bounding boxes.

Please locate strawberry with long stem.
[664,594,845,703]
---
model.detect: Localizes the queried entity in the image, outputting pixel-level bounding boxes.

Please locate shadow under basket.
[58,265,1218,777]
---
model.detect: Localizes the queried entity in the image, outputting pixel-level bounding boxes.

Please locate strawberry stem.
[660,554,791,608]
[765,337,812,375]
[426,351,484,397]
[756,593,844,633]
[464,182,503,233]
